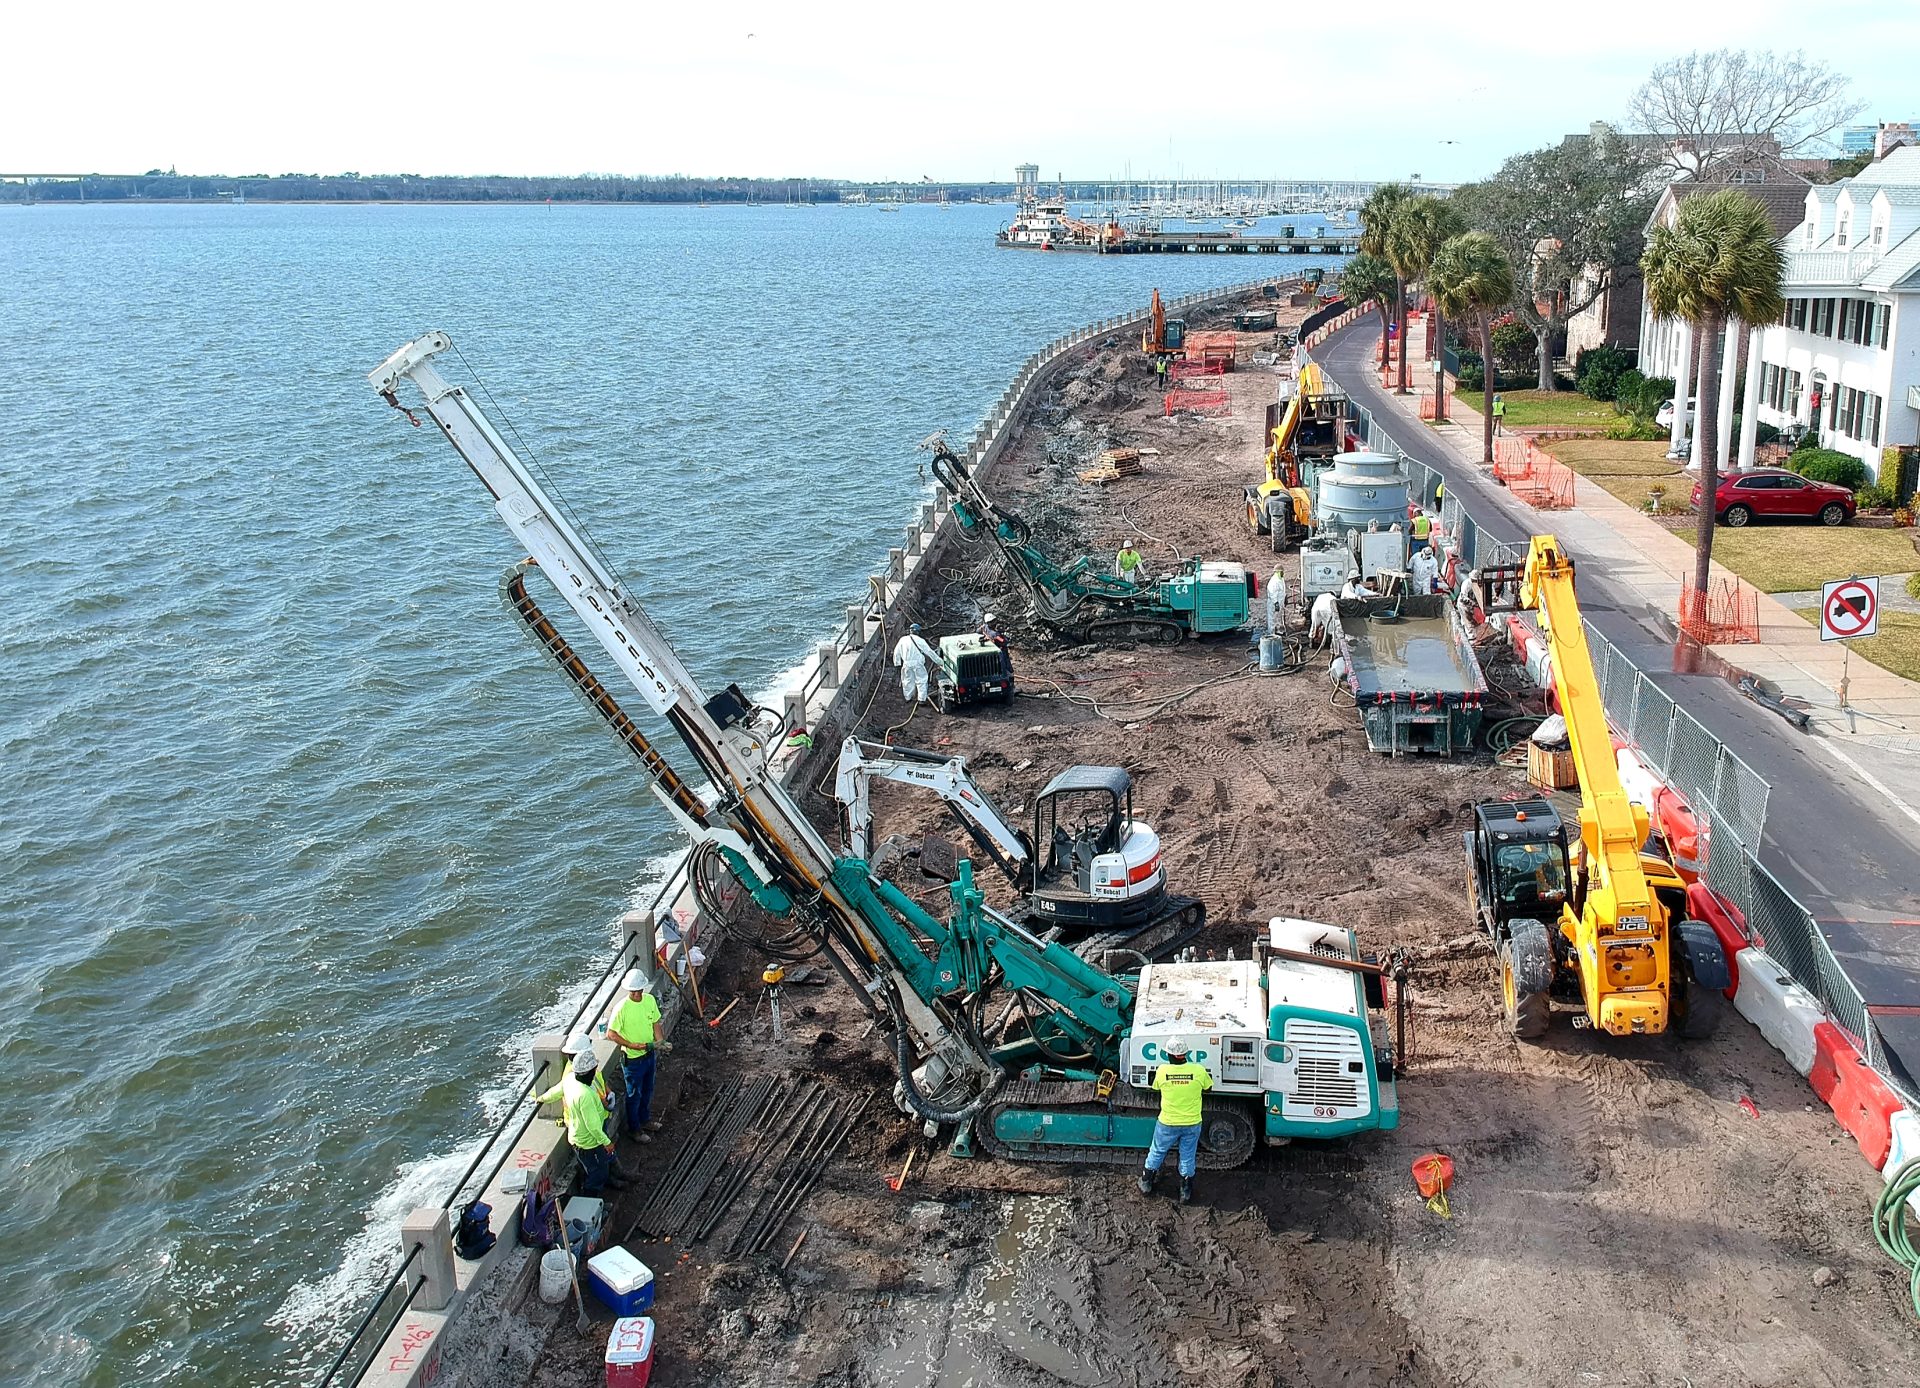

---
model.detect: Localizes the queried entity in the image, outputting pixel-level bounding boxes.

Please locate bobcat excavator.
[1245,360,1348,552]
[1464,536,1728,1039]
[833,737,1205,960]
[369,332,1405,1167]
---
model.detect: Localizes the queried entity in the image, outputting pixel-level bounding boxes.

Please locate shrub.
[1611,368,1647,414]
[1856,483,1895,509]
[1755,421,1780,446]
[1576,345,1634,401]
[1789,448,1871,491]
[1457,362,1485,392]
[1908,572,1920,600]
[1793,429,1821,453]
[1491,321,1537,374]
[1606,414,1666,441]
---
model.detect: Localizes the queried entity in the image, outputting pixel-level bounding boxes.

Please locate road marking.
[1816,738,1920,833]
[1779,850,1833,900]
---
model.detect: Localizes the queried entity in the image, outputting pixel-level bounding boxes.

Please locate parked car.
[1655,397,1698,430]
[1690,468,1856,527]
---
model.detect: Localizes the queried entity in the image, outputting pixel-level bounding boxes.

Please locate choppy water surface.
[0,200,1339,1385]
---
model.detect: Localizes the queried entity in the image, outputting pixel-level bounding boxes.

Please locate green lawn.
[1711,527,1920,593]
[1542,439,1693,514]
[1791,609,1920,683]
[1453,389,1620,430]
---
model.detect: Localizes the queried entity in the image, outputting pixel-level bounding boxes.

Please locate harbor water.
[0,200,1341,1386]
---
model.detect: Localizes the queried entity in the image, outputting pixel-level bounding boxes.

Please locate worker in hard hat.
[891,623,940,704]
[1137,1040,1212,1205]
[1114,545,1145,582]
[606,968,668,1144]
[1408,545,1440,596]
[1339,574,1378,601]
[560,1050,627,1194]
[1409,510,1432,555]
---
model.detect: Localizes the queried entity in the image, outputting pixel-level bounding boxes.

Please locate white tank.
[1315,451,1409,533]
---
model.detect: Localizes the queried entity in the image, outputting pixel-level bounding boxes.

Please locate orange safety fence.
[1508,454,1576,510]
[1183,330,1238,368]
[1170,359,1226,381]
[1165,387,1230,416]
[1679,577,1760,645]
[1491,436,1533,482]
[1417,393,1437,421]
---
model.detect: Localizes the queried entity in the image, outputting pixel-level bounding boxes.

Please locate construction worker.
[892,623,940,703]
[1491,394,1506,435]
[1308,590,1340,649]
[1114,545,1144,581]
[1409,510,1432,555]
[1435,480,1446,504]
[1339,574,1378,601]
[1409,545,1440,596]
[559,1050,626,1194]
[1155,355,1168,391]
[1137,1041,1211,1204]
[607,968,667,1143]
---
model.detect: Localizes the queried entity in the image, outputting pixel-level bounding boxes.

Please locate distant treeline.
[1,172,1024,204]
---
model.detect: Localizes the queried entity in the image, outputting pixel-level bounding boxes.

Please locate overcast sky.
[6,1,1915,183]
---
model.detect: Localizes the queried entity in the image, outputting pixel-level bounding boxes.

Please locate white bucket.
[539,1247,574,1305]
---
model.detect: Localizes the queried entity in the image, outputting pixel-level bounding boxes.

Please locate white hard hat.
[622,967,648,993]
[571,1049,598,1077]
[561,1031,594,1056]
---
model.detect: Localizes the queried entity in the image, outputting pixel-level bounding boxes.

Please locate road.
[1319,320,1920,1080]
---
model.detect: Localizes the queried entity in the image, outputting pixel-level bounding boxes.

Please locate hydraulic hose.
[1874,1157,1920,1318]
[889,990,1004,1127]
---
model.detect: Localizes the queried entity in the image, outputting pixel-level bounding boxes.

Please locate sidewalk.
[1384,319,1920,755]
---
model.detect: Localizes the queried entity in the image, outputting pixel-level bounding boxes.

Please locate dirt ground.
[518,295,1920,1388]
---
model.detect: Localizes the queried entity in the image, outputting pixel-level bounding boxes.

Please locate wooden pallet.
[1077,448,1145,485]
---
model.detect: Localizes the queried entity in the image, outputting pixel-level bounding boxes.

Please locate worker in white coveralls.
[1409,546,1440,596]
[892,623,941,703]
[1308,591,1339,650]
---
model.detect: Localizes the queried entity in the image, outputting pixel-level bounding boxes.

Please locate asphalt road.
[1318,321,1920,1077]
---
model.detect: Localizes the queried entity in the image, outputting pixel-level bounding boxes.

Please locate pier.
[1103,231,1358,255]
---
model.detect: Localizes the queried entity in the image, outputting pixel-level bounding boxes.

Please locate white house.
[1750,143,1920,479]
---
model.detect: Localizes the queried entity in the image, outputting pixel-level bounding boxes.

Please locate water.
[0,200,1342,1386]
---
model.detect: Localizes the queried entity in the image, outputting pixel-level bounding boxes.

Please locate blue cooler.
[586,1246,655,1317]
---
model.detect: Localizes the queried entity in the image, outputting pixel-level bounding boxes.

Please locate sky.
[4,0,1917,184]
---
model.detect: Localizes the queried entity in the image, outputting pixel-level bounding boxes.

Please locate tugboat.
[995,192,1127,252]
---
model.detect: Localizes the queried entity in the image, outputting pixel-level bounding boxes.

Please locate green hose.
[1874,1157,1920,1318]
[1485,717,1542,754]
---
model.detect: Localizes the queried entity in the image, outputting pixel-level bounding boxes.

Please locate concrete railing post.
[619,909,654,971]
[905,525,922,558]
[920,501,938,531]
[846,604,867,648]
[783,688,806,733]
[401,1208,458,1313]
[887,548,905,581]
[816,642,840,690]
[531,1032,567,1119]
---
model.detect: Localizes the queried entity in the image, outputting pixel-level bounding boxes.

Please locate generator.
[933,634,1013,711]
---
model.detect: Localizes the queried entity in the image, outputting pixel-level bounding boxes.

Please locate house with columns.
[1637,173,1809,472]
[1747,143,1920,479]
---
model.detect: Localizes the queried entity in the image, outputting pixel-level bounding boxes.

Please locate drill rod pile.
[728,1091,875,1257]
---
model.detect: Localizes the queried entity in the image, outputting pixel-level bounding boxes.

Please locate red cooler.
[605,1316,655,1388]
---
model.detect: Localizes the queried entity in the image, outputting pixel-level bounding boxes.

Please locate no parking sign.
[1820,577,1879,642]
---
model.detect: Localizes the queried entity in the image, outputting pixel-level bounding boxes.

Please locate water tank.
[1314,451,1409,534]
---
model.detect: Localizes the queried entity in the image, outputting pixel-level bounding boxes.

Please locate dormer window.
[1874,222,1886,248]
[1837,213,1851,249]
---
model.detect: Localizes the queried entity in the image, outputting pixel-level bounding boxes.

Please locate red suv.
[1690,468,1856,528]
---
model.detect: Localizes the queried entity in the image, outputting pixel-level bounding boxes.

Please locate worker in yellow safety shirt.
[1115,546,1145,581]
[548,1049,626,1194]
[1137,1040,1212,1205]
[606,968,670,1143]
[1155,356,1168,391]
[1410,511,1432,555]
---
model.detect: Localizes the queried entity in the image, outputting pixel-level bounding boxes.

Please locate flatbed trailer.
[1328,594,1487,755]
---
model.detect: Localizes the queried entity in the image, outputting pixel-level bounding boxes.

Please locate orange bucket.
[1412,1153,1454,1200]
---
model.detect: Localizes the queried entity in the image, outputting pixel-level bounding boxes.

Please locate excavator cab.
[1031,767,1172,931]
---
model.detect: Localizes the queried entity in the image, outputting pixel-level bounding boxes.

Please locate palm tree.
[1428,233,1515,466]
[1337,252,1398,371]
[1386,199,1467,406]
[1357,184,1414,383]
[1642,188,1786,612]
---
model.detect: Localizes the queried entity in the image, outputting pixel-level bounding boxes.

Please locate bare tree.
[1630,48,1860,179]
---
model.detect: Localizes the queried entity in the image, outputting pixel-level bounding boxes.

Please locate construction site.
[364,294,1920,1388]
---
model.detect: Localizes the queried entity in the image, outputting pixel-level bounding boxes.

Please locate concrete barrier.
[1730,947,1825,1076]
